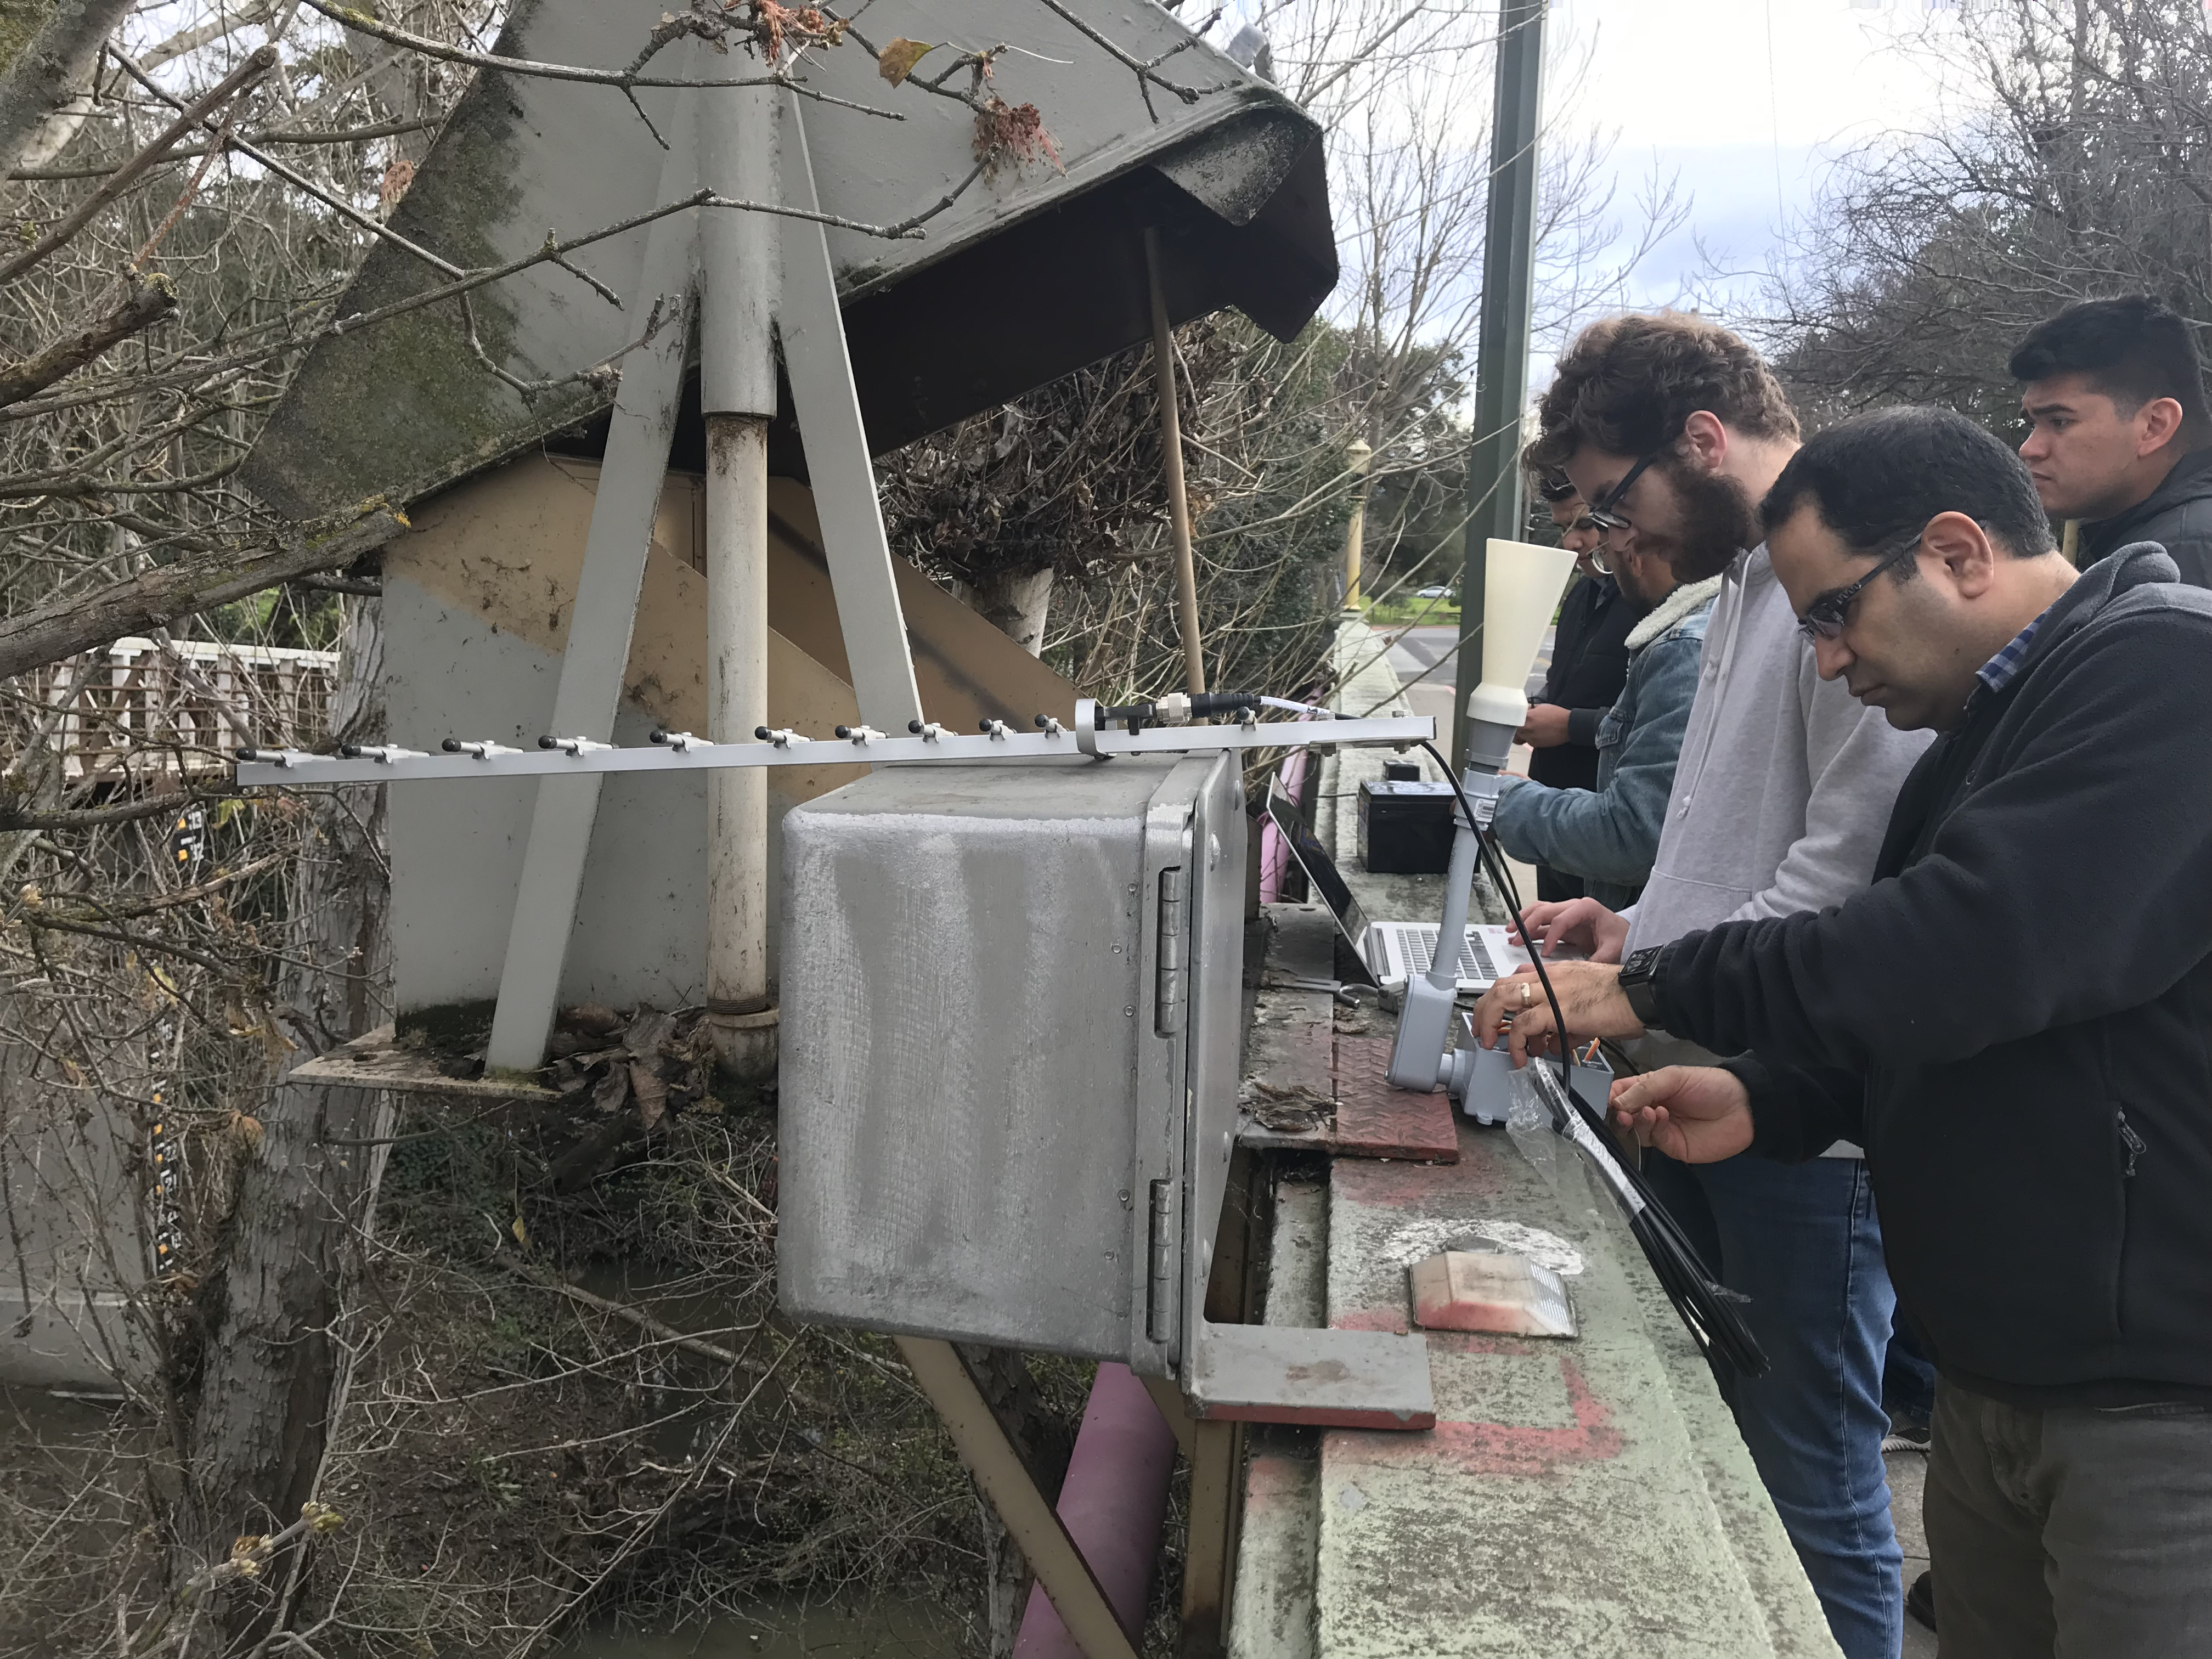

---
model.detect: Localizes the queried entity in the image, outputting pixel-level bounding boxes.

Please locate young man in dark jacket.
[2012,294,2212,584]
[1518,471,1634,899]
[1478,407,2212,1659]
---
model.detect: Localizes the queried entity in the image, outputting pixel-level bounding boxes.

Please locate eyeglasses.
[1583,446,1666,534]
[1796,529,1925,641]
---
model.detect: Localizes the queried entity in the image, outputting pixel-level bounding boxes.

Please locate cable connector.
[651,730,708,752]
[538,735,613,757]
[442,739,521,760]
[834,725,885,744]
[1035,714,1065,738]
[909,720,951,741]
[338,744,424,764]
[754,726,809,748]
[979,718,1012,740]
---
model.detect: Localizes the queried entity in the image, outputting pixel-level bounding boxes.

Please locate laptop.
[1263,778,1546,993]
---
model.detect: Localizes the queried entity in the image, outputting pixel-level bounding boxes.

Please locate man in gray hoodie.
[1489,538,1720,909]
[1516,314,1933,1659]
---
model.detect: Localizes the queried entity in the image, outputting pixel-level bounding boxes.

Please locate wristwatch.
[1617,945,1665,1028]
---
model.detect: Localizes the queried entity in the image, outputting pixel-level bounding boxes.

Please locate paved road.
[1380,624,1555,721]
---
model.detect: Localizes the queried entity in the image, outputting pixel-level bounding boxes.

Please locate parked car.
[1415,584,1453,600]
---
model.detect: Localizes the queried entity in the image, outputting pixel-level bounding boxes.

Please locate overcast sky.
[1545,0,1968,332]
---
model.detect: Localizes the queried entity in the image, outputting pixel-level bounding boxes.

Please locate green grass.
[1357,591,1460,627]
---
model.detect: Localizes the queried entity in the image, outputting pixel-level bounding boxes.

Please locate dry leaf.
[631,1062,669,1131]
[511,1214,530,1248]
[878,37,936,85]
[563,1003,625,1037]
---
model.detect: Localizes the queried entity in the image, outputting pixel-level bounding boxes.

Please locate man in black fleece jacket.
[2011,294,2212,586]
[1474,407,2212,1659]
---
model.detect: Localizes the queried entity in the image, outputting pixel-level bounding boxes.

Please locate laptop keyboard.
[1402,927,1498,980]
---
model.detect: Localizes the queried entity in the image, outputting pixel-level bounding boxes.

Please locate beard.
[1653,461,1761,583]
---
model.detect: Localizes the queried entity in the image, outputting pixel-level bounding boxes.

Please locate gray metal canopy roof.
[242,0,1334,524]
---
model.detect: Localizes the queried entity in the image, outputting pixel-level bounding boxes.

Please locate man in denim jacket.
[1489,541,1720,909]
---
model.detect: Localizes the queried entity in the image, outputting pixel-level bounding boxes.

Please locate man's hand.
[1608,1066,1754,1165]
[1515,703,1572,748]
[1511,898,1629,963]
[1470,961,1644,1066]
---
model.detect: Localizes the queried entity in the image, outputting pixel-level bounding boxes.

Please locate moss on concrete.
[240,0,617,523]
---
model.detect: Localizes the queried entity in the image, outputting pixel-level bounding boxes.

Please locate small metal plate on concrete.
[290,1024,558,1103]
[1189,1323,1435,1431]
[1410,1250,1576,1339]
[1238,1022,1460,1159]
[1331,1034,1458,1161]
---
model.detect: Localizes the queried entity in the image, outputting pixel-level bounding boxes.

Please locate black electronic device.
[1357,778,1456,873]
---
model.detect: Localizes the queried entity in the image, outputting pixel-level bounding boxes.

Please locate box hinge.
[1146,1178,1178,1344]
[1154,866,1187,1035]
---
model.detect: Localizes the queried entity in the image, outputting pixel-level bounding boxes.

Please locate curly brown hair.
[1528,311,1799,473]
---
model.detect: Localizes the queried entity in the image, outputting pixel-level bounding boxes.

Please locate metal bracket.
[895,1336,1137,1659]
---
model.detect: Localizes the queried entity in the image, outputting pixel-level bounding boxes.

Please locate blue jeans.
[1644,1150,1903,1659]
[1884,1316,1937,1425]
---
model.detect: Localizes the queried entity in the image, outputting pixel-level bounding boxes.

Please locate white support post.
[482,121,702,1075]
[773,91,924,735]
[698,81,780,1080]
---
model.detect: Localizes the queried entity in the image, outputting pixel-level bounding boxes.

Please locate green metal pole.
[1452,0,1547,766]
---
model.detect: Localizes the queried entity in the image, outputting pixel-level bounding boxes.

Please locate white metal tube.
[705,413,775,1078]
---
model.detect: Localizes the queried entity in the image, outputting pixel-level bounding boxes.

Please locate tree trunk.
[956,566,1055,656]
[0,0,138,181]
[178,596,393,1645]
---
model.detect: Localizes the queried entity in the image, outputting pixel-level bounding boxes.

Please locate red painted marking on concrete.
[1420,1329,1540,1359]
[1331,1035,1459,1162]
[1330,1306,1412,1335]
[1347,1358,1625,1476]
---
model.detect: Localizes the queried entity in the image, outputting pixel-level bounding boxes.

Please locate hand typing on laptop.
[1511,896,1630,964]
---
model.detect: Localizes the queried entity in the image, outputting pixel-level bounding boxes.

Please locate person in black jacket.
[2012,294,2212,585]
[1517,469,1634,900]
[1474,407,2212,1659]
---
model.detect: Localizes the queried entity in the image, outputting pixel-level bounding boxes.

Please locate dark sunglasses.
[1583,446,1668,533]
[1796,529,1925,641]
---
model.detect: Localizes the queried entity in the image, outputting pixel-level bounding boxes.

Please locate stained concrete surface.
[1387,617,1944,1657]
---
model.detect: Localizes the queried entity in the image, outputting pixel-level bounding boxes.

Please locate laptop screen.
[1264,776,1376,980]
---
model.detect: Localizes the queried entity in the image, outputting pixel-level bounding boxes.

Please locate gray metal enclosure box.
[778,753,1245,1376]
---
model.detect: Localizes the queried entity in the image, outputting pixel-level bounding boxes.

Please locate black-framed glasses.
[1584,446,1666,533]
[1796,529,1925,641]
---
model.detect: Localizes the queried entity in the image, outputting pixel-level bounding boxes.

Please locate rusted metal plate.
[1329,1034,1457,1163]
[1238,1027,1459,1165]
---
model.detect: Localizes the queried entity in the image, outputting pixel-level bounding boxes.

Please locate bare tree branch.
[0,275,179,410]
[0,507,405,683]
[0,45,279,286]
